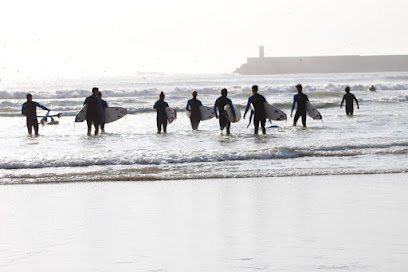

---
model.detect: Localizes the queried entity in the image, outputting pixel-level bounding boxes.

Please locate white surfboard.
[166,107,177,123]
[306,101,322,120]
[264,102,287,121]
[75,105,88,122]
[185,105,216,120]
[104,107,127,123]
[225,104,241,123]
[75,105,127,123]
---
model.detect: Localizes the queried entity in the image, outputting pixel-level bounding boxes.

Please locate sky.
[1,0,408,80]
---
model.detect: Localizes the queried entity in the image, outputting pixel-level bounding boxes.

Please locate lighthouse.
[259,45,264,58]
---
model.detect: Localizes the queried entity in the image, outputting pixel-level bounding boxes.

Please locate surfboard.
[166,107,177,123]
[37,113,62,118]
[306,101,322,120]
[264,102,287,121]
[225,104,241,123]
[75,105,127,123]
[185,105,216,120]
[75,105,88,122]
[104,107,127,123]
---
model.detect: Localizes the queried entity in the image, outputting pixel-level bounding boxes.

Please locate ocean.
[1,72,408,184]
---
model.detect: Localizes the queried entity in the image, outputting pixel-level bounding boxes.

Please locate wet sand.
[1,174,408,272]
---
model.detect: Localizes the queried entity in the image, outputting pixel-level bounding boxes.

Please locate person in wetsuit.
[290,84,309,127]
[84,87,104,135]
[186,91,202,130]
[22,93,50,136]
[154,92,169,134]
[98,91,108,133]
[243,85,267,134]
[340,86,359,116]
[214,88,235,135]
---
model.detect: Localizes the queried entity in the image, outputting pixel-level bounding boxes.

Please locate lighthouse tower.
[259,45,265,58]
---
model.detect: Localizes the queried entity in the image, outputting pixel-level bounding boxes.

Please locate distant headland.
[234,46,408,75]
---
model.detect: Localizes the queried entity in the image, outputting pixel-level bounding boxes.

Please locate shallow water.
[1,73,408,184]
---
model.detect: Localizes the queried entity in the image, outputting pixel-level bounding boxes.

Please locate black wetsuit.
[341,93,359,116]
[186,98,202,130]
[245,93,267,134]
[154,99,169,133]
[84,95,103,135]
[214,96,234,134]
[21,101,49,135]
[292,92,309,127]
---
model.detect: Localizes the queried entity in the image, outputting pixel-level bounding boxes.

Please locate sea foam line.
[1,141,407,170]
[2,167,408,185]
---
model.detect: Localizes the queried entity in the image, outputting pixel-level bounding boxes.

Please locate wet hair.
[295,84,302,92]
[92,87,99,94]
[345,86,350,92]
[221,88,228,96]
[252,85,258,92]
[192,91,197,97]
[26,93,32,99]
[160,92,165,99]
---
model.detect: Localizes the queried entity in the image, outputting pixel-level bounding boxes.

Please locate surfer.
[214,88,235,135]
[186,91,202,130]
[154,92,169,134]
[340,86,359,116]
[84,87,104,136]
[98,91,108,133]
[243,85,267,134]
[369,85,376,91]
[21,93,50,136]
[290,84,309,127]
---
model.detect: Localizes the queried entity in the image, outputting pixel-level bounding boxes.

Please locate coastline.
[1,173,408,271]
[2,169,408,185]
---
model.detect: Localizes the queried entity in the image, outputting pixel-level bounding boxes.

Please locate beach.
[1,174,408,272]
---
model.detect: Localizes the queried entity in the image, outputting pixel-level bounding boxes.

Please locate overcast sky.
[1,0,407,80]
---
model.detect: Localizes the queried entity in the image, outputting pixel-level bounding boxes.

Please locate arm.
[214,100,219,118]
[228,98,236,120]
[261,94,267,104]
[22,103,26,116]
[291,95,297,115]
[340,95,345,108]
[34,102,50,111]
[186,100,190,111]
[243,97,252,117]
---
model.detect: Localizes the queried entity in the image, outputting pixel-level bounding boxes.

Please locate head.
[345,86,350,93]
[98,91,102,98]
[92,87,99,96]
[159,92,165,100]
[295,84,302,93]
[252,85,258,94]
[192,91,197,98]
[221,88,228,97]
[26,93,32,101]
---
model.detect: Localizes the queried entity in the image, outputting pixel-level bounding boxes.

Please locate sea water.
[1,72,408,184]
